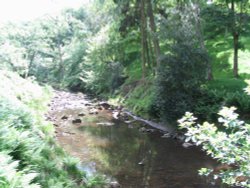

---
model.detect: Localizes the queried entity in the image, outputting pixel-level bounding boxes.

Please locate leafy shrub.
[224,91,250,115]
[154,4,208,123]
[193,90,224,122]
[193,88,250,122]
[0,152,40,188]
[179,107,250,187]
[155,44,207,122]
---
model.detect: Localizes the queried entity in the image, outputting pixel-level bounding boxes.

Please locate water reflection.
[77,120,218,188]
[50,91,220,188]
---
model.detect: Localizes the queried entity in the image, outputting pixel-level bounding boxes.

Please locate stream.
[48,91,220,188]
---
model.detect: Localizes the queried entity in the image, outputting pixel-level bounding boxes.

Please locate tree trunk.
[140,0,147,79]
[233,32,239,78]
[231,0,239,78]
[147,0,161,69]
[25,52,35,78]
[148,35,156,75]
[58,44,64,82]
[193,1,213,80]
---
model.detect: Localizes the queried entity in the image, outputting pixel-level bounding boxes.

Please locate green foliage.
[224,91,250,114]
[0,0,250,127]
[192,90,224,121]
[192,88,250,123]
[124,80,156,117]
[0,71,105,188]
[245,80,250,95]
[154,5,208,122]
[0,8,89,90]
[0,152,40,188]
[82,2,129,95]
[179,107,250,187]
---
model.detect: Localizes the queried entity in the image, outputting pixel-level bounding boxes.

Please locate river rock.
[112,111,121,119]
[99,101,110,109]
[89,109,98,115]
[109,181,121,188]
[124,120,136,124]
[173,133,185,141]
[45,116,52,121]
[61,115,68,120]
[108,106,115,111]
[139,127,155,133]
[53,123,59,127]
[146,129,155,133]
[97,106,103,110]
[78,113,85,117]
[139,127,146,132]
[72,119,82,124]
[182,142,194,148]
[96,122,114,126]
[161,133,171,138]
[138,158,145,165]
[128,124,133,129]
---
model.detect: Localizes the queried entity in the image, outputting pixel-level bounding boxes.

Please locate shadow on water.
[77,119,219,188]
[50,91,224,188]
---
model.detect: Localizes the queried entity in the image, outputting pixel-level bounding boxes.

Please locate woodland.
[0,0,250,187]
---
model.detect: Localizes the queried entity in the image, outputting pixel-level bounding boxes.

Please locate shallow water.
[49,91,220,188]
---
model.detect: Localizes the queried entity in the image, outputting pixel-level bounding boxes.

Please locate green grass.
[206,78,248,93]
[206,34,250,92]
[124,60,142,84]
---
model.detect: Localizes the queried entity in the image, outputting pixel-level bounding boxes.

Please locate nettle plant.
[178,103,250,186]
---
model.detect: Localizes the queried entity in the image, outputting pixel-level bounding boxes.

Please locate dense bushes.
[154,35,208,122]
[85,61,125,95]
[193,89,250,122]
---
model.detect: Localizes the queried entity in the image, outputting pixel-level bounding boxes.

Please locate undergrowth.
[0,71,106,188]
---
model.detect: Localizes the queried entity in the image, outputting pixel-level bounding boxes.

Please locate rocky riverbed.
[46,90,221,188]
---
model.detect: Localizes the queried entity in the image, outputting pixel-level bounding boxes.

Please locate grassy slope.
[0,71,104,188]
[115,35,250,121]
[206,35,250,92]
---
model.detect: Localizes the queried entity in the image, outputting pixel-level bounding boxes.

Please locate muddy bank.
[47,90,220,188]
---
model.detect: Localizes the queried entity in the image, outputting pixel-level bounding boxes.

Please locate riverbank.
[47,90,221,188]
[0,72,82,187]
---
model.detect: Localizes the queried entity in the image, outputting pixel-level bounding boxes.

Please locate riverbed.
[48,91,220,188]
